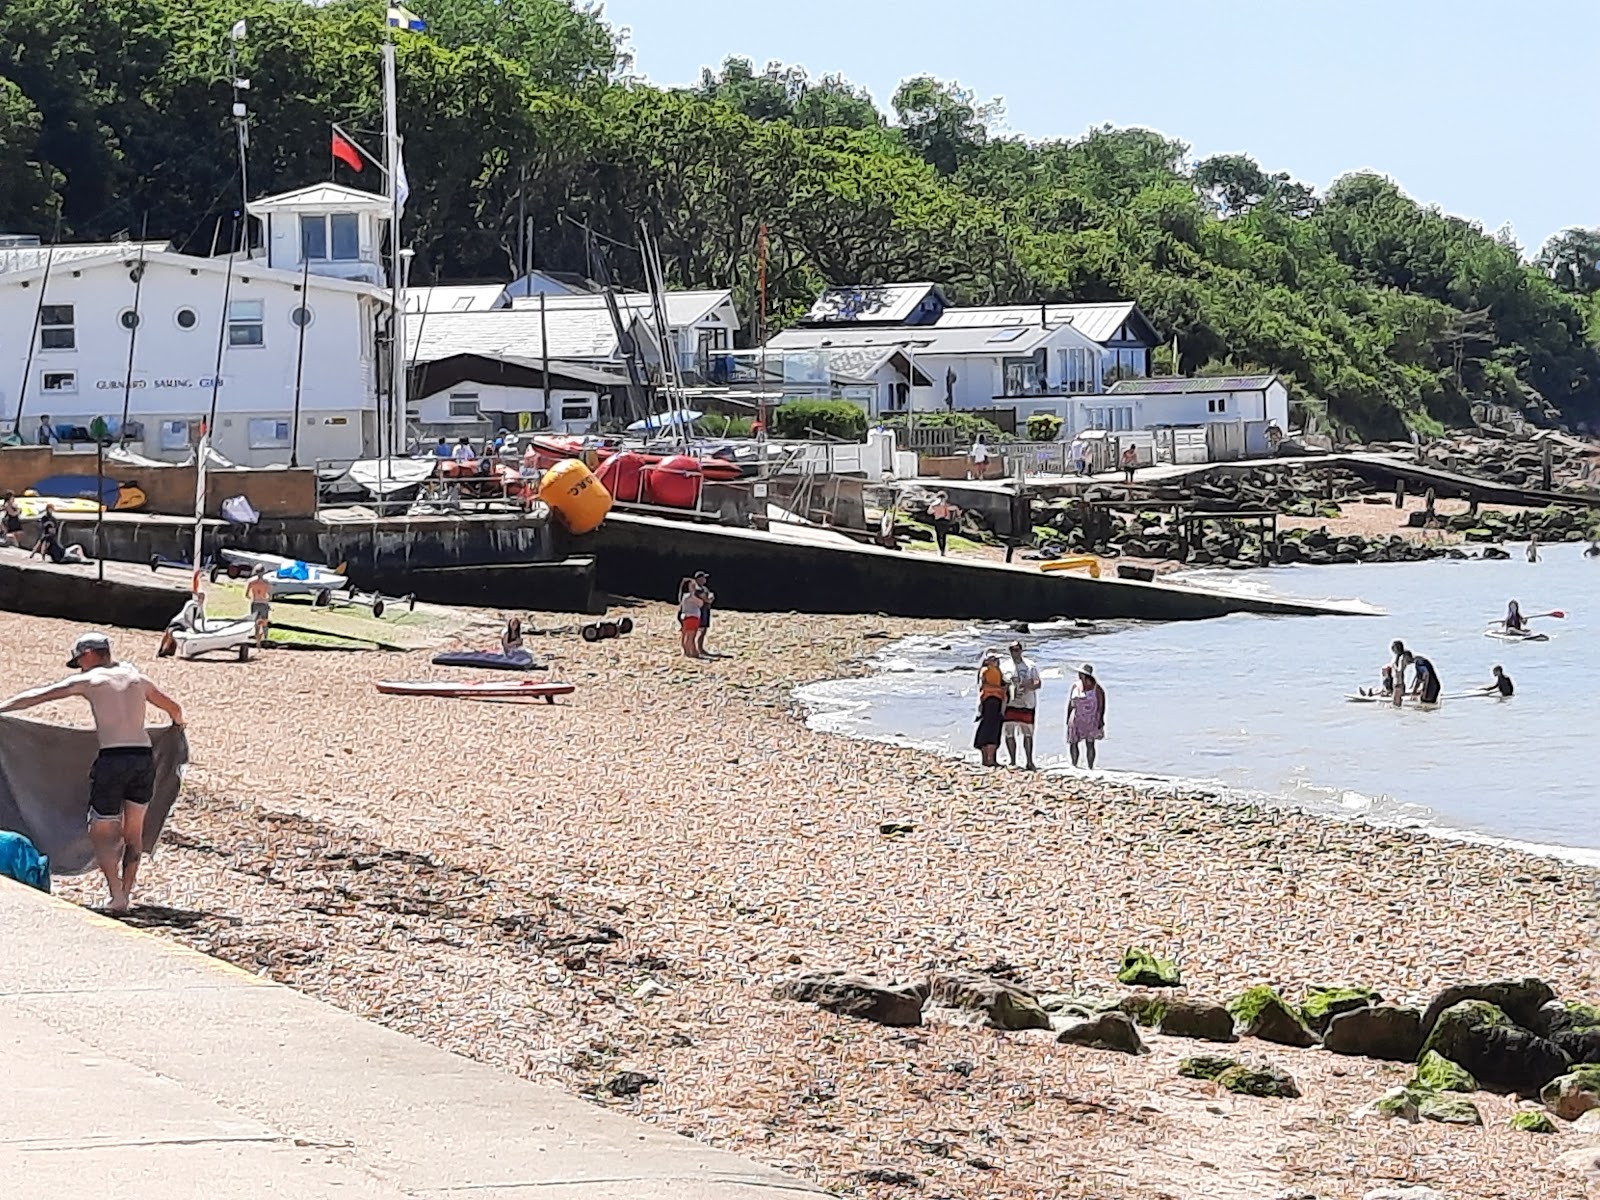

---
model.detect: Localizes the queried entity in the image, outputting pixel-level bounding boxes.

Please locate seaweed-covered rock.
[773,972,927,1027]
[1228,985,1318,1048]
[1116,989,1169,1027]
[1420,978,1554,1036]
[1038,993,1120,1019]
[1055,1011,1146,1055]
[1324,1004,1424,1061]
[929,973,1050,1031]
[1158,1000,1237,1042]
[1420,999,1569,1094]
[1300,986,1380,1034]
[1540,1065,1600,1121]
[1509,1109,1557,1133]
[1178,1054,1239,1081]
[1414,1050,1478,1093]
[1537,999,1600,1065]
[1363,1086,1421,1122]
[1116,947,1181,988]
[1217,1062,1300,1099]
[1417,1091,1482,1126]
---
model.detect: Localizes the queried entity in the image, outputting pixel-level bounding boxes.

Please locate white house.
[508,289,741,385]
[1092,375,1289,453]
[0,182,392,467]
[405,305,652,433]
[766,283,1161,421]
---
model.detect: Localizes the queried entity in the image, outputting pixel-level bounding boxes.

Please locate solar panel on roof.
[987,328,1027,343]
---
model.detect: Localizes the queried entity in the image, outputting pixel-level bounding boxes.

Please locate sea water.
[797,543,1600,859]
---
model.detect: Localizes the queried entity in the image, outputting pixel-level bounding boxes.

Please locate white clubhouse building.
[0,183,392,467]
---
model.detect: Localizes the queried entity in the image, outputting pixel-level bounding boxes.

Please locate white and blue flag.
[387,4,425,31]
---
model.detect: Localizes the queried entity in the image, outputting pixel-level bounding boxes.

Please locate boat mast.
[383,36,407,468]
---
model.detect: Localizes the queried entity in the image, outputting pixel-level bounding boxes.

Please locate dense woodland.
[5,0,1600,437]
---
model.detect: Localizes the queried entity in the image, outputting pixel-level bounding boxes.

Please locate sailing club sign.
[95,378,225,390]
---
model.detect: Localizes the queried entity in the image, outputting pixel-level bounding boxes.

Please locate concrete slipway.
[0,879,821,1199]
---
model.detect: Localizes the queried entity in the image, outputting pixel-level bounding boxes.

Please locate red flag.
[332,130,364,172]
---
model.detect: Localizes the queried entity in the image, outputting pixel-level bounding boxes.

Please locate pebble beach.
[7,604,1595,1200]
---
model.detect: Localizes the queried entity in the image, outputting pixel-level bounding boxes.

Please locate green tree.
[891,76,1000,176]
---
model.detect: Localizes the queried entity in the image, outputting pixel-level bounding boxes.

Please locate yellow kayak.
[1039,556,1100,579]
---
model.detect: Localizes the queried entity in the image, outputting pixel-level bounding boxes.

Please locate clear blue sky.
[598,0,1594,256]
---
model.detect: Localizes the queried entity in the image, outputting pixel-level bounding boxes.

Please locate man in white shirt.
[1070,436,1089,476]
[1003,640,1041,769]
[451,437,477,464]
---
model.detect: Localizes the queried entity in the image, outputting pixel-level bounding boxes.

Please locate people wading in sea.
[1065,663,1106,768]
[1527,535,1540,563]
[1002,640,1041,770]
[1404,651,1442,706]
[0,632,184,913]
[1482,665,1514,697]
[974,649,1007,767]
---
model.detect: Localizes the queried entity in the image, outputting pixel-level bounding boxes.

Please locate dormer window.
[300,212,361,262]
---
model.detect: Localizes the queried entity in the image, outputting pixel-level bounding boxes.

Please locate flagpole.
[383,36,406,470]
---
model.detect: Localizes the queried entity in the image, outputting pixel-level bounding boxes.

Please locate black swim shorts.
[89,747,155,819]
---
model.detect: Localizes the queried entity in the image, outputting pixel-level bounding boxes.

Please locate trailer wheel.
[372,598,385,619]
[237,644,250,662]
[618,617,634,636]
[581,623,600,642]
[209,564,222,584]
[315,589,332,607]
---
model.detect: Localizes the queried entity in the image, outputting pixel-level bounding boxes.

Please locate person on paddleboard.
[1482,665,1514,697]
[1503,600,1525,633]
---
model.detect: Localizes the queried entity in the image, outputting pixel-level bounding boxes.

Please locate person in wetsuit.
[1405,651,1442,705]
[1484,665,1514,697]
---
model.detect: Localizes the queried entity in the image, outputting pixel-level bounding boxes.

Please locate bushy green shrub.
[695,413,755,437]
[771,400,867,440]
[881,410,1007,441]
[1027,412,1064,442]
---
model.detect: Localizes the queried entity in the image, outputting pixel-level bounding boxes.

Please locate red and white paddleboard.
[375,680,575,703]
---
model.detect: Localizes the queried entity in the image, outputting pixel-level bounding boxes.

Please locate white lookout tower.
[246,183,391,287]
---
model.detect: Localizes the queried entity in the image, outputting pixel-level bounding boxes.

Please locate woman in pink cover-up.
[1065,662,1106,769]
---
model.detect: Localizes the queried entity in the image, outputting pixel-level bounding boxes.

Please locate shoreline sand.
[3,605,1592,1200]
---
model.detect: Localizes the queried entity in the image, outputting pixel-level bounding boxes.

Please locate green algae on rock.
[1116,947,1181,988]
[1540,1065,1600,1121]
[1414,1049,1478,1093]
[1420,999,1570,1094]
[1417,1091,1482,1125]
[1228,985,1318,1048]
[1300,985,1380,1034]
[1216,1062,1300,1099]
[1509,1109,1557,1133]
[1178,1054,1240,1081]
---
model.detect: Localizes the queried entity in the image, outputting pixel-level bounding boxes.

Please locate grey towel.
[0,717,188,875]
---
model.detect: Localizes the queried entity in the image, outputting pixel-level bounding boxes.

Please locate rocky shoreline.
[7,603,1592,1200]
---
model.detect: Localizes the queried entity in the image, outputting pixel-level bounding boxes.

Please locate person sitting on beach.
[27,504,87,564]
[676,577,703,659]
[1483,665,1514,697]
[1404,651,1442,705]
[451,437,476,465]
[433,436,452,460]
[501,616,524,655]
[1065,663,1106,769]
[973,650,1007,768]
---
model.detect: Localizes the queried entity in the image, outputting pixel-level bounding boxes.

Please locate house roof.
[509,288,739,332]
[801,282,942,325]
[405,284,508,315]
[767,322,1062,358]
[246,183,391,213]
[405,307,649,364]
[0,241,171,276]
[411,352,625,391]
[934,300,1155,345]
[1107,375,1279,395]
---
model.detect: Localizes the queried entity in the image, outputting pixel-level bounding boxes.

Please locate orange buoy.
[538,457,613,534]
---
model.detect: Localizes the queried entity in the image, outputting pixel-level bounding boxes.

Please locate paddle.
[1484,610,1564,628]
